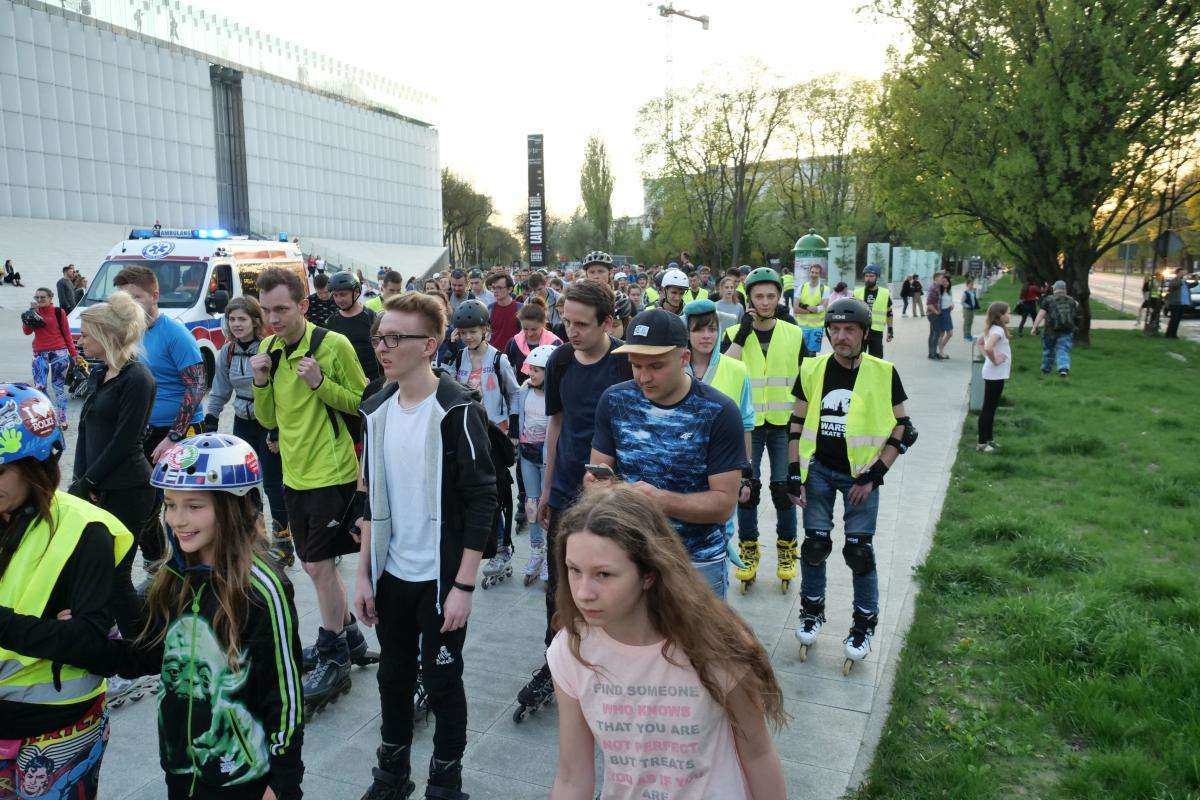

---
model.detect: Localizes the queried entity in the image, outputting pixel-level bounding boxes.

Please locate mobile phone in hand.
[585,463,615,480]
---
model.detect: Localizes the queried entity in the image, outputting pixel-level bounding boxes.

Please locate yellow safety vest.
[0,492,133,705]
[853,286,890,332]
[796,353,898,481]
[724,320,803,426]
[705,352,749,405]
[682,288,707,305]
[797,282,827,328]
[644,286,659,304]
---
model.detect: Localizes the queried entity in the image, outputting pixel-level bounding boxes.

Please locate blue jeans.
[233,414,288,532]
[1041,332,1073,372]
[737,426,797,542]
[519,454,546,548]
[692,556,728,600]
[927,316,940,357]
[801,326,824,354]
[800,460,880,615]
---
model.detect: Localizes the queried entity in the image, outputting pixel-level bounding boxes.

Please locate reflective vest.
[797,282,827,328]
[724,320,803,426]
[0,491,133,705]
[853,286,890,332]
[682,288,707,305]
[703,351,749,405]
[796,353,898,481]
[644,286,659,304]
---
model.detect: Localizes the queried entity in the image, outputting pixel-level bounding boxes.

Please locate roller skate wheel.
[799,644,809,662]
[842,658,854,676]
[740,580,751,594]
[780,579,789,593]
[513,706,527,723]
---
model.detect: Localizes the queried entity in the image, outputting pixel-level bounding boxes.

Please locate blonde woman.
[74,291,154,640]
[977,301,1012,452]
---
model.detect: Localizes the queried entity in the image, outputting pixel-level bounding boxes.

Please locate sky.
[194,0,906,226]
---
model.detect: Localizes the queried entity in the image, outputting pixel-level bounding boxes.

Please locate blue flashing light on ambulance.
[68,226,310,388]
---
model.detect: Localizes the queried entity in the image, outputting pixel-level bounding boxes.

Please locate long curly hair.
[552,483,788,736]
[139,491,265,670]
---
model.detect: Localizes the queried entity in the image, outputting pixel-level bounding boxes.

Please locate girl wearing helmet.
[11,433,306,799]
[0,384,132,800]
[516,343,557,586]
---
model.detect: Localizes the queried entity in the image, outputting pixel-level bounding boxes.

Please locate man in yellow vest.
[722,268,807,594]
[681,268,707,305]
[852,263,894,358]
[786,298,916,675]
[794,263,829,354]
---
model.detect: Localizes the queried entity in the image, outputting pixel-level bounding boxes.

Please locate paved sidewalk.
[0,301,968,799]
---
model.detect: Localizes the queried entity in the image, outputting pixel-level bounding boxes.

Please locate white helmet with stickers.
[525,344,558,370]
[661,268,690,289]
[150,433,263,496]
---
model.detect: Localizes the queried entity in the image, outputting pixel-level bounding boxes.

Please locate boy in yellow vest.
[794,263,829,354]
[852,263,894,358]
[786,298,916,674]
[721,268,807,593]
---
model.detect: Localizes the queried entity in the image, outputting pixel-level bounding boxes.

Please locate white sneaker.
[975,443,995,453]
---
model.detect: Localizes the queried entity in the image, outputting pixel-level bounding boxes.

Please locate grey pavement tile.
[776,700,869,773]
[465,731,558,787]
[780,757,853,800]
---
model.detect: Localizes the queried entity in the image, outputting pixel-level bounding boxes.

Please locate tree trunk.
[1063,240,1096,345]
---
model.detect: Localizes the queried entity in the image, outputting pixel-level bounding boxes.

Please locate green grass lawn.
[977,274,1135,320]
[852,329,1200,799]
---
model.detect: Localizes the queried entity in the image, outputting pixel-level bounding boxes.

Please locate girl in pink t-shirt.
[546,484,788,800]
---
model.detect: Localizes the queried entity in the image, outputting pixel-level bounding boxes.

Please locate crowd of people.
[0,248,930,800]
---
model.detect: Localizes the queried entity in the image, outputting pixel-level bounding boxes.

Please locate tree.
[441,169,493,268]
[580,135,614,249]
[869,0,1200,341]
[638,64,792,269]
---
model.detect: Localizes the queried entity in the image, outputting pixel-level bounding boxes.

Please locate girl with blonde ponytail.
[74,289,157,641]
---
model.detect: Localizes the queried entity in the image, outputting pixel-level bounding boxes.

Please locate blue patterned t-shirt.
[592,380,748,562]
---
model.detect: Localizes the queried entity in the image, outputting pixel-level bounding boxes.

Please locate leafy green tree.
[580,135,614,249]
[869,0,1200,340]
[442,168,493,267]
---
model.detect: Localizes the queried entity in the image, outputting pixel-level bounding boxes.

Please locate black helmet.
[613,291,632,321]
[327,271,361,292]
[452,299,490,329]
[824,297,872,333]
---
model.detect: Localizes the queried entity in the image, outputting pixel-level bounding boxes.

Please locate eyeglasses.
[370,333,431,349]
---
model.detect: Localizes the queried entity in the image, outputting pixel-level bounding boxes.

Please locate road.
[1088,270,1200,341]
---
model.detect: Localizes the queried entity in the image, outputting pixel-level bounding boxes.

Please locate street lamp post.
[657,3,710,29]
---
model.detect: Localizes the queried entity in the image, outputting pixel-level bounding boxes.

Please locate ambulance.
[68,226,310,387]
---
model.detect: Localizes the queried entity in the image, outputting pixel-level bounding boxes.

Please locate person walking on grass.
[1030,280,1080,377]
[547,484,788,800]
[976,302,1012,453]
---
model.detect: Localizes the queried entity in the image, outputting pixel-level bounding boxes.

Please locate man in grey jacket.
[56,265,79,311]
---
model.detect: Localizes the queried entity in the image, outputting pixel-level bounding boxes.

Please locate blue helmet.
[864,264,882,277]
[0,384,64,464]
[151,433,263,496]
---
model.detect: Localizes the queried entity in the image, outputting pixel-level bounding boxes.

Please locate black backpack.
[266,327,363,442]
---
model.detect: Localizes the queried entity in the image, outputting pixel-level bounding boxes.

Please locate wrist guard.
[786,461,805,495]
[854,461,888,488]
[733,317,754,347]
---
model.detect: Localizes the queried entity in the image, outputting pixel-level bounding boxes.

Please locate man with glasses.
[354,292,497,800]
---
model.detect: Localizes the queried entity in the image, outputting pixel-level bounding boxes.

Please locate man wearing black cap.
[587,309,748,598]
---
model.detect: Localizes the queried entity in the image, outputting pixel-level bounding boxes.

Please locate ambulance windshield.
[80,260,209,309]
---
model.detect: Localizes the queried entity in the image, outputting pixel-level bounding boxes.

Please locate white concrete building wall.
[242,74,441,247]
[0,2,219,229]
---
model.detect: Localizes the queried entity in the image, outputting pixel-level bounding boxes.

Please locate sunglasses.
[370,333,431,349]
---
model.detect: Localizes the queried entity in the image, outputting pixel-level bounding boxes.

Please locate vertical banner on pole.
[828,236,858,289]
[866,242,891,284]
[526,134,546,268]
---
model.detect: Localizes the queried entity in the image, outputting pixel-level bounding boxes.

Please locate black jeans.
[1165,304,1186,338]
[232,415,288,531]
[95,484,157,637]
[375,574,468,761]
[866,330,884,359]
[927,317,940,357]
[978,378,1005,444]
[543,506,563,648]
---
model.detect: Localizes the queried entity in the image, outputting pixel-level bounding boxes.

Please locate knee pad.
[738,478,761,510]
[843,539,876,576]
[801,531,832,566]
[768,481,791,512]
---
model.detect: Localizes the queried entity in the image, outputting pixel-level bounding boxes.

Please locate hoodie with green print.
[0,555,305,799]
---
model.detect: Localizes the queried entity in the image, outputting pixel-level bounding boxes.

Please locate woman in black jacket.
[73,290,155,638]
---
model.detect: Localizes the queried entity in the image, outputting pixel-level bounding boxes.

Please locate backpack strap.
[54,307,72,349]
[265,335,283,379]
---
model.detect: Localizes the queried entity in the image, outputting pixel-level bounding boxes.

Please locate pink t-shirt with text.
[547,626,749,800]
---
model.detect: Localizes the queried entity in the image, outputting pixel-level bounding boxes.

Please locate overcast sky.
[196,0,905,226]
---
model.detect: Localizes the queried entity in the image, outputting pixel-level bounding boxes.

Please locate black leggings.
[978,378,1005,443]
[375,575,468,761]
[96,484,157,638]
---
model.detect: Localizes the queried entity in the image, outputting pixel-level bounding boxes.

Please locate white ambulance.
[68,226,310,386]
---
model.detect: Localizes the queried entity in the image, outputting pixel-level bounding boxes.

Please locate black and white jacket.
[360,373,497,605]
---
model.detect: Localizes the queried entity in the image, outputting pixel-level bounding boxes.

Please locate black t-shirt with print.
[324,307,380,381]
[792,358,907,475]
